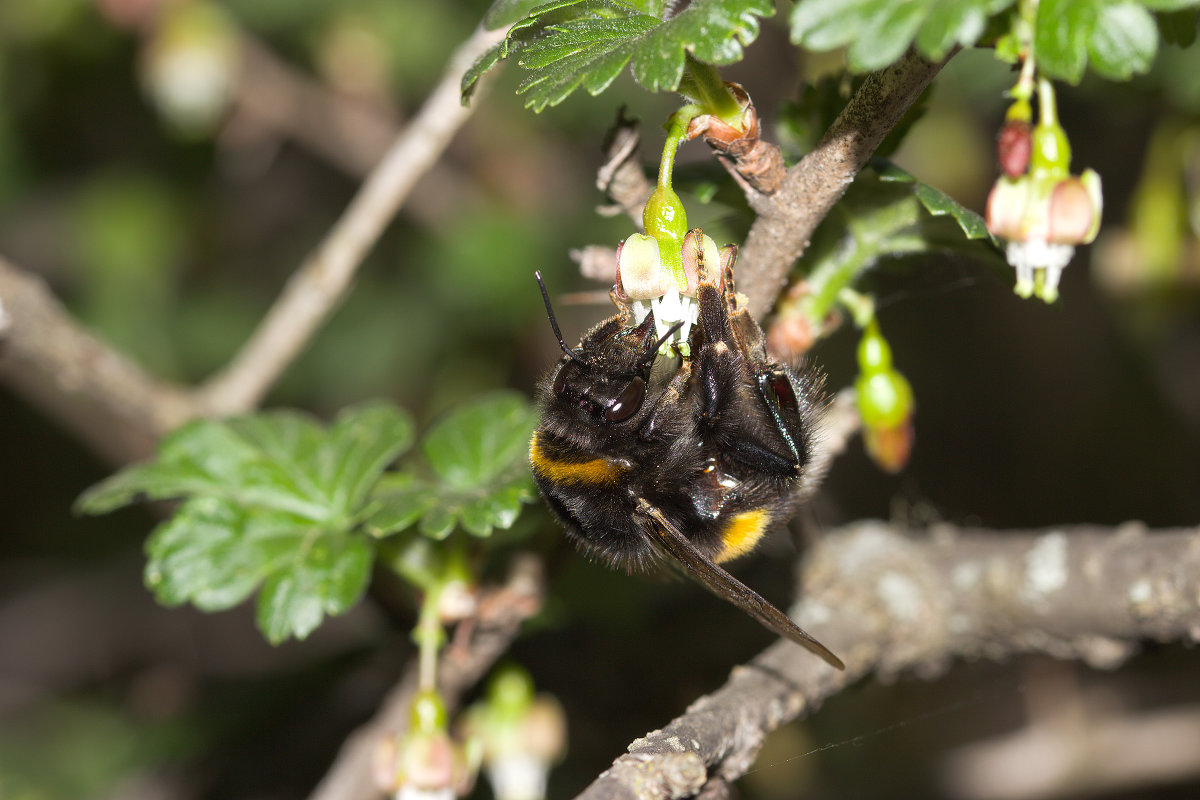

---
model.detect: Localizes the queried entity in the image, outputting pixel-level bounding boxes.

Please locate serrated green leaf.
[367,392,538,540]
[484,0,550,30]
[80,402,412,644]
[791,0,1016,71]
[322,402,415,520]
[419,505,459,540]
[471,0,774,110]
[78,403,413,526]
[847,1,927,72]
[461,41,508,103]
[423,391,538,487]
[143,496,373,643]
[1035,0,1100,83]
[1088,2,1158,79]
[255,531,372,644]
[76,417,329,520]
[144,498,272,610]
[365,474,438,537]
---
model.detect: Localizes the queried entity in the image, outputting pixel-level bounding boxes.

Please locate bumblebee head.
[535,271,670,426]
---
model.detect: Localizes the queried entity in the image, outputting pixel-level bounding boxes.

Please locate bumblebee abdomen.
[713,508,770,563]
[529,431,630,487]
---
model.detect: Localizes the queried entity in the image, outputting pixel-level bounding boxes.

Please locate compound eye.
[552,361,578,397]
[766,373,798,412]
[603,376,645,422]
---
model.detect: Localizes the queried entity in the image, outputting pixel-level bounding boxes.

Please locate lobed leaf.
[79,401,413,644]
[367,391,538,540]
[791,0,1016,72]
[144,498,373,643]
[463,0,774,110]
[1087,2,1158,80]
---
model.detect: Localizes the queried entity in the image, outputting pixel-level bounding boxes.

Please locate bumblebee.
[529,255,844,670]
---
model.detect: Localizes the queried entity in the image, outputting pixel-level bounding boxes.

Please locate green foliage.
[76,394,538,644]
[461,0,774,110]
[802,162,1002,321]
[790,0,1197,82]
[367,391,538,540]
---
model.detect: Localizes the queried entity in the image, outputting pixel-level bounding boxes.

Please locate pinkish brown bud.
[1047,169,1103,245]
[997,120,1032,178]
[766,316,815,361]
[863,419,914,474]
[985,176,1030,240]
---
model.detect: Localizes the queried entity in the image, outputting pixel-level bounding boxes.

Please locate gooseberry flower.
[141,1,239,136]
[854,319,915,473]
[460,666,566,800]
[375,690,475,800]
[985,80,1103,303]
[614,225,726,354]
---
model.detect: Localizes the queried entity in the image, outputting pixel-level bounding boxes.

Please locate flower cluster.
[985,81,1102,303]
[615,225,734,356]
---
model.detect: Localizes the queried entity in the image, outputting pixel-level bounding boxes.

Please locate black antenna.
[535,271,585,363]
[639,320,685,367]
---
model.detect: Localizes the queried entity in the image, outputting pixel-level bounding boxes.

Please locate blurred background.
[2,1,1200,798]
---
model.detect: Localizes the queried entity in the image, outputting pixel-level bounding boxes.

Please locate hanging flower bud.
[854,320,914,473]
[460,665,567,800]
[997,119,1032,178]
[614,234,668,301]
[985,79,1103,303]
[141,0,239,136]
[615,227,726,355]
[375,690,476,800]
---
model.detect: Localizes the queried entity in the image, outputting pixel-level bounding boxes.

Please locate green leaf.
[364,473,437,537]
[801,163,1004,320]
[321,402,415,520]
[79,402,412,644]
[1034,0,1101,83]
[367,391,539,540]
[144,498,373,643]
[875,162,994,241]
[77,402,415,524]
[791,0,1017,72]
[1088,2,1158,79]
[847,1,927,72]
[484,0,551,29]
[255,531,373,644]
[1158,8,1198,47]
[463,0,774,110]
[423,391,535,486]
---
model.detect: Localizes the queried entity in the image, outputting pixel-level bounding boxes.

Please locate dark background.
[2,2,1199,798]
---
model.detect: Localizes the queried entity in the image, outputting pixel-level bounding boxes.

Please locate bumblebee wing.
[634,499,844,671]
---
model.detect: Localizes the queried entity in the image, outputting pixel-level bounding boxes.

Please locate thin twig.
[737,50,951,320]
[574,521,1200,799]
[0,255,193,462]
[196,24,506,417]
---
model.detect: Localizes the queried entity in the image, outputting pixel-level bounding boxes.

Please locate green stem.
[1037,77,1058,128]
[415,586,445,692]
[658,108,694,189]
[684,56,742,127]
